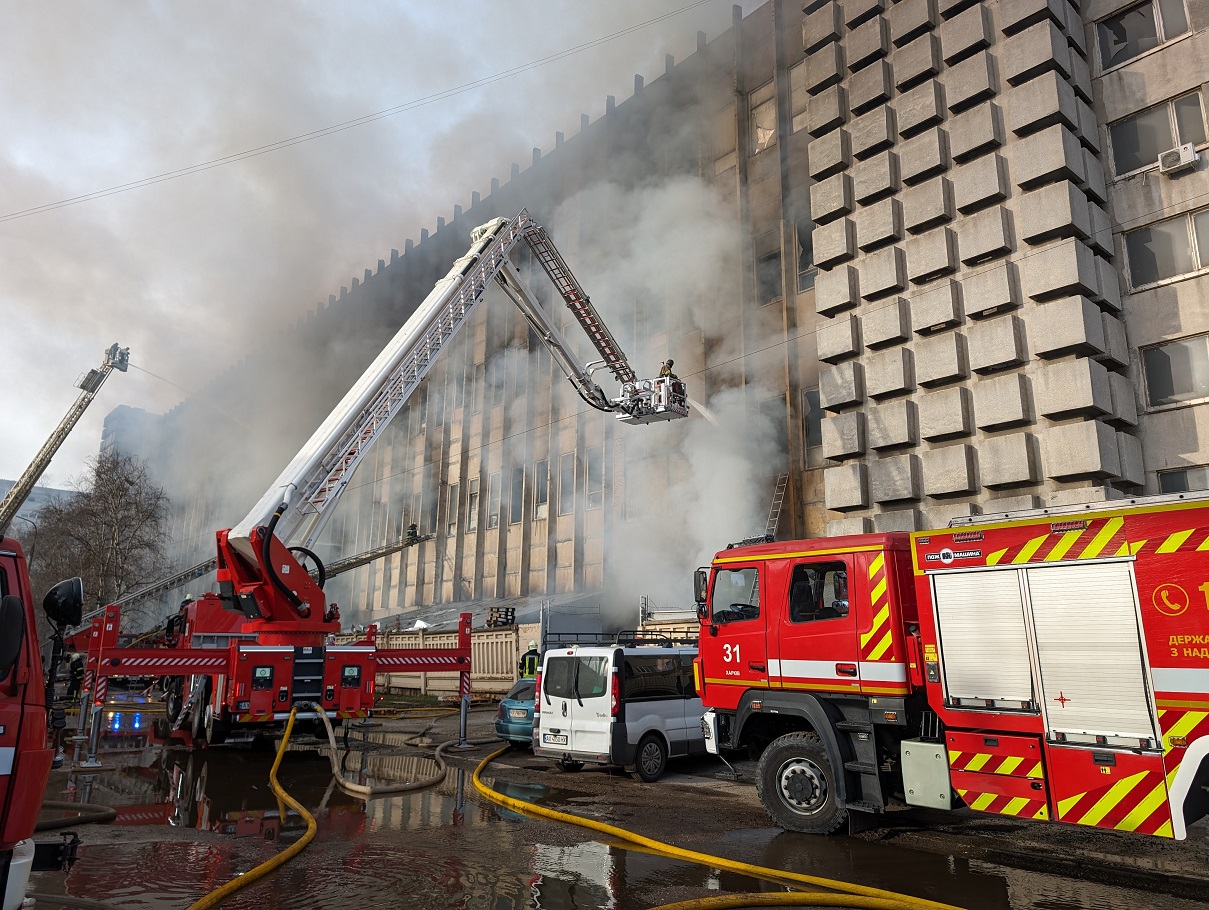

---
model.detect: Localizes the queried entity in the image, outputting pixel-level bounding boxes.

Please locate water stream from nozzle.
[686,396,719,427]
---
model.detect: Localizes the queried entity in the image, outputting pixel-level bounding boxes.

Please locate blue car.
[495,678,536,747]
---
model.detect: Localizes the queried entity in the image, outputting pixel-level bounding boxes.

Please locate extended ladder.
[765,472,789,539]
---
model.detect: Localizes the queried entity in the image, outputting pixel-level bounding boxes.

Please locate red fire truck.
[695,493,1209,840]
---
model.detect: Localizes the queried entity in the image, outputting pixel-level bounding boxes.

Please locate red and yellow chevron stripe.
[860,552,895,662]
[949,750,1043,779]
[955,788,1049,820]
[1055,768,1172,836]
[981,517,1209,568]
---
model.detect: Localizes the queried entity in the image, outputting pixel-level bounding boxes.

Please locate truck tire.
[756,731,848,835]
[165,678,184,724]
[633,734,668,782]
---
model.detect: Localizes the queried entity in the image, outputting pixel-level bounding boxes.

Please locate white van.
[532,644,706,781]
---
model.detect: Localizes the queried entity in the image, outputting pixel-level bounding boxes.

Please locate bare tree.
[27,452,170,632]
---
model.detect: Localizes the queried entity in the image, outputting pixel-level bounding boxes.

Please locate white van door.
[540,650,613,760]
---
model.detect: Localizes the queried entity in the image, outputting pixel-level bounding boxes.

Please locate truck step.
[843,799,885,814]
[835,721,873,732]
[843,760,878,774]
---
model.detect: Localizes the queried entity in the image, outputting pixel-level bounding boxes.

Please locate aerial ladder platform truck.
[696,493,1209,841]
[81,209,688,746]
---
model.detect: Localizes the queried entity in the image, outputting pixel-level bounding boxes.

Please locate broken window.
[1142,334,1209,408]
[796,214,816,291]
[446,482,459,535]
[586,445,603,510]
[788,60,809,134]
[558,452,575,516]
[535,458,549,520]
[509,465,524,524]
[802,387,823,468]
[467,478,479,532]
[756,252,783,306]
[749,81,777,155]
[487,471,502,529]
[1109,92,1205,175]
[1098,0,1188,70]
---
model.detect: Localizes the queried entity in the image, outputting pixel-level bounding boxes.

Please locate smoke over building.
[105,0,1207,628]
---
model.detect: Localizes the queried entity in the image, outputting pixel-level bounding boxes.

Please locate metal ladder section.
[522,224,637,386]
[292,646,326,704]
[293,215,531,545]
[765,472,789,539]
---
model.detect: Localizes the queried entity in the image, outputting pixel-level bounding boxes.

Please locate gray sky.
[0,0,761,486]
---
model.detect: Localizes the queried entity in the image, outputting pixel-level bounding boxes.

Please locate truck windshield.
[711,566,760,623]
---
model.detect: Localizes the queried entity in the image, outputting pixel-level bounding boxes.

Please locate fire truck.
[696,493,1209,840]
[81,209,687,746]
[0,536,85,908]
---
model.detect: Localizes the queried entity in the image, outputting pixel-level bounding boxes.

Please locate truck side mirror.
[693,568,709,605]
[0,595,26,681]
[43,577,84,629]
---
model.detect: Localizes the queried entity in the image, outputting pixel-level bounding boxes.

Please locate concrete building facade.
[111,0,1209,624]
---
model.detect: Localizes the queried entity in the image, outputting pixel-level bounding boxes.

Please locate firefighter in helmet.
[658,359,678,380]
[519,640,540,678]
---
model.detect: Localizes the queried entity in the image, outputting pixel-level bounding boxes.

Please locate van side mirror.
[696,602,709,622]
[693,568,709,605]
[43,577,84,629]
[0,595,26,681]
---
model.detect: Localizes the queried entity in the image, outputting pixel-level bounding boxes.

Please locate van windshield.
[544,655,610,700]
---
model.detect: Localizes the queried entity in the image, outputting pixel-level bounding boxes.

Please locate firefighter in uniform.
[405,521,419,544]
[519,641,540,678]
[658,359,678,379]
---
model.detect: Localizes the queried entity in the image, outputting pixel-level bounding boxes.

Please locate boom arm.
[0,343,129,537]
[223,209,686,628]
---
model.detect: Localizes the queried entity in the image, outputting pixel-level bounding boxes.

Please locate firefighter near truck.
[695,493,1209,841]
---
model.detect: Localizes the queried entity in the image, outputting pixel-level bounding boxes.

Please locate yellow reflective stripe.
[715,544,885,564]
[1011,534,1049,564]
[987,548,1009,566]
[1117,782,1169,833]
[996,756,1023,776]
[868,631,894,661]
[1033,805,1049,820]
[1078,517,1123,560]
[861,604,889,648]
[1154,820,1174,837]
[1198,535,1209,552]
[948,750,962,765]
[869,551,885,578]
[1131,540,1146,555]
[869,576,887,605]
[969,792,997,812]
[1045,529,1085,561]
[1164,711,1207,752]
[965,753,991,772]
[1057,791,1083,817]
[1157,529,1195,554]
[1114,541,1132,557]
[1027,761,1044,779]
[1080,771,1148,826]
[1001,797,1030,817]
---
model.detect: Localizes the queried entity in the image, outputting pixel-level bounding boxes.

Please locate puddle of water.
[34,741,1209,910]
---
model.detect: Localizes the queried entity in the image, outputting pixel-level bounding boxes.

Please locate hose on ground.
[186,707,316,910]
[652,896,938,909]
[36,801,117,831]
[314,707,495,797]
[471,747,964,910]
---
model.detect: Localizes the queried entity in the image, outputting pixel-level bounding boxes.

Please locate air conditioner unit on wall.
[1159,143,1198,176]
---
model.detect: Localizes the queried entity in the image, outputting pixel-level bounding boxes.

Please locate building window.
[1159,465,1209,493]
[1109,92,1205,175]
[756,252,783,306]
[712,105,737,175]
[558,452,575,516]
[472,362,485,414]
[446,482,459,535]
[509,465,525,524]
[788,61,809,133]
[586,445,603,510]
[487,471,502,529]
[466,478,479,532]
[535,458,549,520]
[489,355,506,407]
[1098,0,1189,71]
[759,395,789,458]
[1124,209,1209,289]
[1143,335,1209,408]
[796,215,816,291]
[749,81,777,155]
[411,491,423,534]
[803,387,823,468]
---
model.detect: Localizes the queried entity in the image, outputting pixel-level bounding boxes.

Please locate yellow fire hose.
[471,746,966,910]
[186,708,316,910]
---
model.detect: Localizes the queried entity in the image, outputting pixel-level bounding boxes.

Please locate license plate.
[543,733,568,745]
[509,708,528,719]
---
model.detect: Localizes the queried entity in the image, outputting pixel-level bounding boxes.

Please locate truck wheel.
[190,679,211,743]
[756,731,848,835]
[204,706,230,745]
[165,679,183,724]
[634,734,668,782]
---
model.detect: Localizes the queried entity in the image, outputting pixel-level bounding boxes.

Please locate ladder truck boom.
[0,343,129,537]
